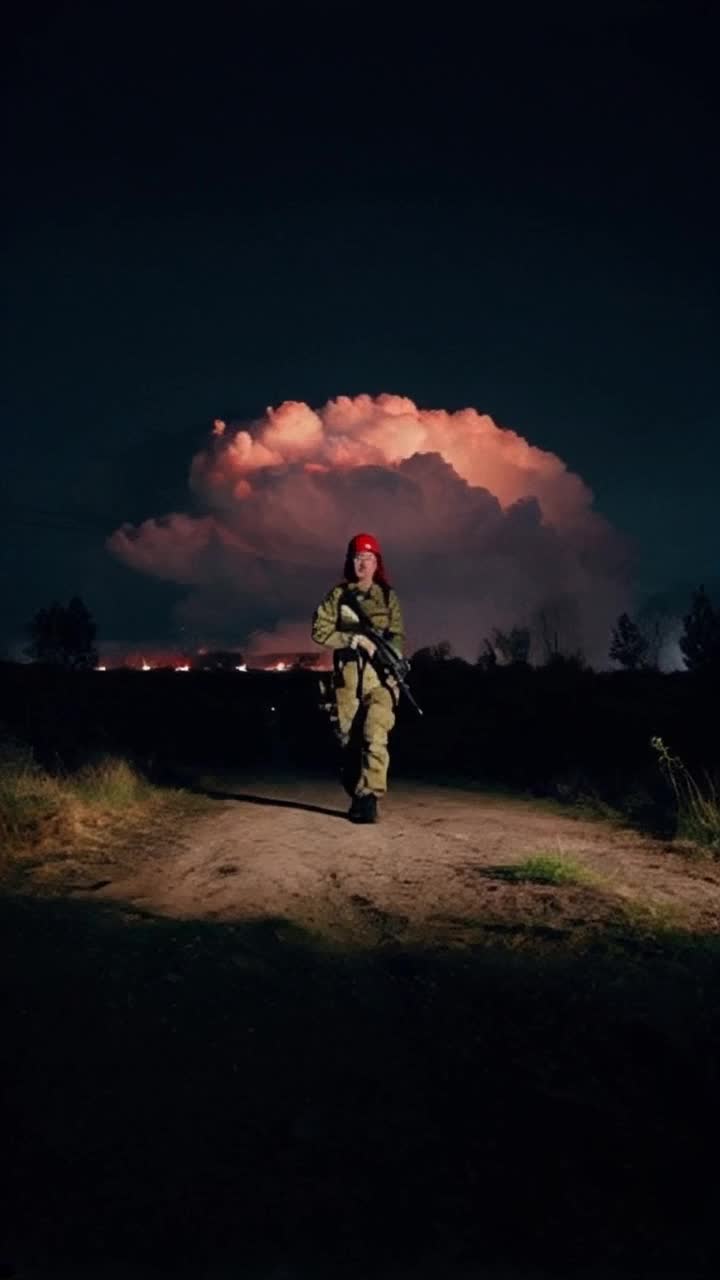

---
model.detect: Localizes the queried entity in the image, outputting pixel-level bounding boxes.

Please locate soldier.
[312,532,405,823]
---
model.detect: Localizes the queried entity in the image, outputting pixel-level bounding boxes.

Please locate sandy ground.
[70,773,720,942]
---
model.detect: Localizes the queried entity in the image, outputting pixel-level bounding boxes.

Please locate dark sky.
[2,0,718,653]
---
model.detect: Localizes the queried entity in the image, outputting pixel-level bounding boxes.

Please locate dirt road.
[87,773,720,941]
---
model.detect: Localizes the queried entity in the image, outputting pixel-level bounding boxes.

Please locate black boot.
[348,793,378,824]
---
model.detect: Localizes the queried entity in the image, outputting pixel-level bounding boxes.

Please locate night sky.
[2,1,718,657]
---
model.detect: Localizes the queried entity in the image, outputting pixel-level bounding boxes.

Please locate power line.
[0,501,118,536]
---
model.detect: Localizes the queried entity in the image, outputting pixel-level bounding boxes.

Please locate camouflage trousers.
[324,657,397,797]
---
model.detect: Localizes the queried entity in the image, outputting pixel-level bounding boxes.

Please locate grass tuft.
[0,751,202,870]
[503,853,592,886]
[71,757,153,808]
[0,765,76,854]
[651,736,720,852]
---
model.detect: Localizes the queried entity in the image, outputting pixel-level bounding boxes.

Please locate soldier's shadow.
[196,788,348,820]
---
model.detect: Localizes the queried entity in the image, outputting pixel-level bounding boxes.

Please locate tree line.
[16,585,720,676]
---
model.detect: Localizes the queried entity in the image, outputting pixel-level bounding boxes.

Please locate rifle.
[340,590,423,716]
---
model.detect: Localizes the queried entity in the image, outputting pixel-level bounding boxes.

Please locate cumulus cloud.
[108,394,631,664]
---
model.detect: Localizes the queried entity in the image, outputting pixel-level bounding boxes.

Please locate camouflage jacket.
[311,581,405,657]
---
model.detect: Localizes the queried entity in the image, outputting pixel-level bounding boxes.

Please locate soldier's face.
[354,551,377,580]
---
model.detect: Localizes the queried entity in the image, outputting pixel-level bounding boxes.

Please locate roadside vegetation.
[0,742,204,873]
[501,852,594,886]
[651,736,720,852]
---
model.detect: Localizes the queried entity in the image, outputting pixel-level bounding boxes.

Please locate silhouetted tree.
[430,640,453,661]
[536,609,559,662]
[412,640,453,666]
[476,639,498,670]
[679,586,720,675]
[492,626,531,665]
[533,596,584,664]
[643,617,665,670]
[609,613,650,670]
[26,597,99,670]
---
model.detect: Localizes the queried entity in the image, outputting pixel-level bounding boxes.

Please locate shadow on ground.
[195,787,348,820]
[1,893,719,1278]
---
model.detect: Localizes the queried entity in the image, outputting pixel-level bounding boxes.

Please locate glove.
[350,633,376,657]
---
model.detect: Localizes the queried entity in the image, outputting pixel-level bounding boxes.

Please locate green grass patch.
[503,853,593,886]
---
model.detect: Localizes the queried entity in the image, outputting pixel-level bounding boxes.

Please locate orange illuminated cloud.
[189,394,594,528]
[108,394,630,663]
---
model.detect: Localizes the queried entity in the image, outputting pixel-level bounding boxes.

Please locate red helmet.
[343,531,390,586]
[351,532,381,557]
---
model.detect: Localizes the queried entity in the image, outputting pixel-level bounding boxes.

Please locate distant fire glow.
[91,653,317,672]
[109,394,631,664]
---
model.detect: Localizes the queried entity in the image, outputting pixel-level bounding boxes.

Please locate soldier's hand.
[352,634,376,657]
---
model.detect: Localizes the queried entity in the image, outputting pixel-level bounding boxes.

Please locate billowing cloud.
[108,394,631,663]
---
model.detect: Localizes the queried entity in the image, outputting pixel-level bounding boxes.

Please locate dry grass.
[0,765,76,855]
[652,736,720,852]
[71,757,154,808]
[0,755,204,872]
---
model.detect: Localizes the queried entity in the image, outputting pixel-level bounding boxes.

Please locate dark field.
[2,886,720,1278]
[2,660,719,1277]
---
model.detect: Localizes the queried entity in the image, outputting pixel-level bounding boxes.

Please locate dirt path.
[86,774,720,942]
